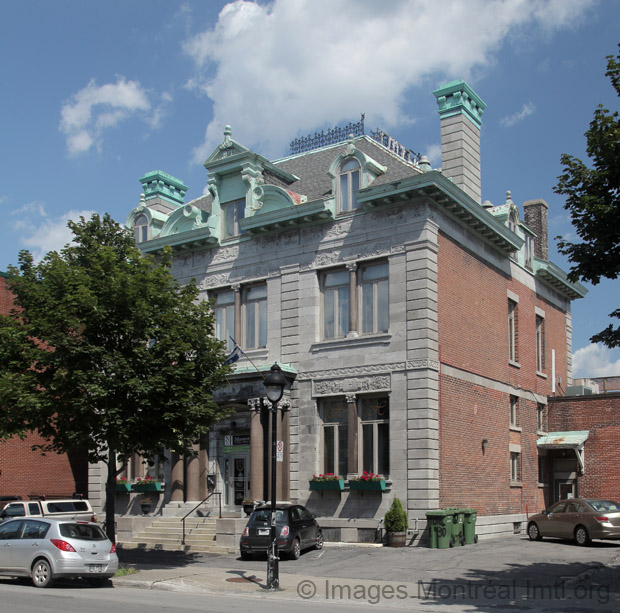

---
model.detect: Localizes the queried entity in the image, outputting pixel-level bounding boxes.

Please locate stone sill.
[311,333,392,353]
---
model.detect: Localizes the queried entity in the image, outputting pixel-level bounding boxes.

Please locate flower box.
[132,481,162,493]
[309,479,345,491]
[115,482,131,493]
[349,479,386,492]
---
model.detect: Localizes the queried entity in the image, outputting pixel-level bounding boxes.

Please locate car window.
[59,523,106,541]
[21,520,50,539]
[588,500,620,512]
[549,502,567,513]
[3,503,25,518]
[566,502,580,513]
[28,502,42,515]
[299,507,313,521]
[0,521,22,540]
[45,501,88,513]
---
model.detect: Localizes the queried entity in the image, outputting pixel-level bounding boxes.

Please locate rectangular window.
[536,315,546,373]
[322,269,350,339]
[222,198,245,239]
[321,400,348,477]
[214,290,235,351]
[360,397,390,476]
[510,452,521,482]
[510,395,519,428]
[243,284,267,349]
[524,236,534,270]
[537,403,546,432]
[359,262,389,334]
[508,299,518,363]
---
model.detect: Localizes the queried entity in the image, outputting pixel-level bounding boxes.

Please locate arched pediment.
[160,203,210,237]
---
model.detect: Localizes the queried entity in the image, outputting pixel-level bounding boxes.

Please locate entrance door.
[553,458,577,503]
[226,454,250,507]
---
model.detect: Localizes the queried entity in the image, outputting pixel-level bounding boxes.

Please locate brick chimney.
[523,198,549,261]
[433,80,486,204]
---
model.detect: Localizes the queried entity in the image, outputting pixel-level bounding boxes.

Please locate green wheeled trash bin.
[426,510,453,549]
[462,508,478,545]
[446,508,465,547]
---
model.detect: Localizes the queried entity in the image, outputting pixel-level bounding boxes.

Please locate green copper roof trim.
[537,431,589,448]
[231,363,298,376]
[357,170,522,256]
[136,225,219,254]
[533,258,587,300]
[140,170,188,205]
[0,270,8,279]
[433,80,486,128]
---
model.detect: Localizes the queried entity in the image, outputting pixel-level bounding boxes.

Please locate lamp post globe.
[264,363,286,403]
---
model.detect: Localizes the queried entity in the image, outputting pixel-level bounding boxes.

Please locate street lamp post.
[263,363,286,591]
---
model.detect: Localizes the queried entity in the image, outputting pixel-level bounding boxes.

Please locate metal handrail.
[181,491,222,545]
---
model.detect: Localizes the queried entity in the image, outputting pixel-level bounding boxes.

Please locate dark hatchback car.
[527,498,620,546]
[239,503,323,560]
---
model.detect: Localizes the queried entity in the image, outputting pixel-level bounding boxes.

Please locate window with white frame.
[359,261,389,334]
[510,395,519,428]
[134,214,149,243]
[338,158,361,212]
[212,283,268,352]
[222,198,245,239]
[321,260,389,340]
[242,284,267,349]
[508,298,518,363]
[360,397,390,476]
[510,451,521,482]
[322,269,350,339]
[321,399,348,477]
[536,314,546,373]
[214,290,235,352]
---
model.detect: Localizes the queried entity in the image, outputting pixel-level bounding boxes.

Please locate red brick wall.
[0,273,87,499]
[548,394,620,501]
[437,233,566,514]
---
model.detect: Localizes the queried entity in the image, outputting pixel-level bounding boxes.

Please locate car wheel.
[289,538,301,560]
[574,525,591,546]
[240,551,253,561]
[527,522,542,541]
[31,558,54,588]
[315,530,324,550]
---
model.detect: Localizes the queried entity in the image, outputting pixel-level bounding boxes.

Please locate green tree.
[554,44,620,348]
[0,214,232,542]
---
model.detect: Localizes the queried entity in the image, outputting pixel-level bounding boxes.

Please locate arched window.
[338,158,360,212]
[134,214,149,243]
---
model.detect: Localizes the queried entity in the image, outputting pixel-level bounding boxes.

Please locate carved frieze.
[313,374,391,397]
[300,360,439,381]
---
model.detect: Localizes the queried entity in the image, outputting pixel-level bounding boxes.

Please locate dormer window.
[134,214,149,243]
[222,198,245,239]
[338,158,360,212]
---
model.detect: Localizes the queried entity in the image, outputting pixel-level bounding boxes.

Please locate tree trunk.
[105,450,117,544]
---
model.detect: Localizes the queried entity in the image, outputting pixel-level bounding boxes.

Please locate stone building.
[120,80,586,542]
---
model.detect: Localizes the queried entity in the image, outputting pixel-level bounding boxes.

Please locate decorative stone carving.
[313,374,391,397]
[212,246,239,262]
[201,273,230,289]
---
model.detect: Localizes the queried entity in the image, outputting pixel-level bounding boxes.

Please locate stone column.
[232,283,241,343]
[198,440,208,501]
[249,398,265,501]
[346,393,358,478]
[170,452,184,502]
[185,444,200,502]
[347,262,358,336]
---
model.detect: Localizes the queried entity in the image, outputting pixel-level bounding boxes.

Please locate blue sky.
[1,0,618,378]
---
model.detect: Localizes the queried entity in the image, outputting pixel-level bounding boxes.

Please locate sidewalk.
[112,539,620,610]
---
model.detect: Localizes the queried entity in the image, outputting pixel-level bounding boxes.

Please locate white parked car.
[0,518,118,587]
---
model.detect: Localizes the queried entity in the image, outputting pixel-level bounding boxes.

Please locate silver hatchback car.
[0,518,118,587]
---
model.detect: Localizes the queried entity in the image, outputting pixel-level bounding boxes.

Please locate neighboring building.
[120,80,587,542]
[0,271,88,500]
[543,380,620,504]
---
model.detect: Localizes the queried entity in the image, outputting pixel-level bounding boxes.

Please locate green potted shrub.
[384,497,408,547]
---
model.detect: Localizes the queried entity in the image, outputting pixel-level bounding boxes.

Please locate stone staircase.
[119,516,229,553]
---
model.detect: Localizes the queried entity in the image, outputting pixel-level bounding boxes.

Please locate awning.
[537,431,589,474]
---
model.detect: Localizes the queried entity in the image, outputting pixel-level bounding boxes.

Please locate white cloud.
[573,344,620,378]
[424,143,442,167]
[59,77,155,156]
[500,102,536,127]
[20,210,98,262]
[182,0,596,161]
